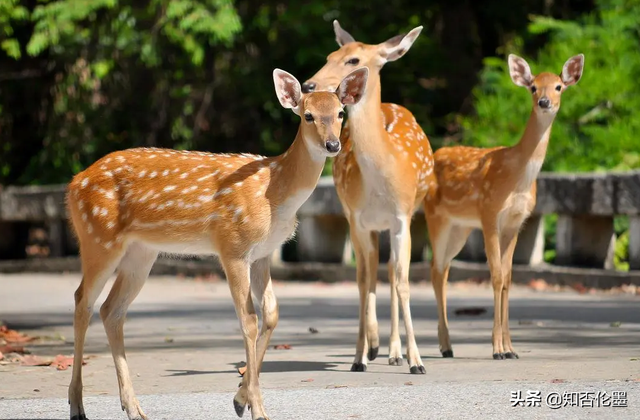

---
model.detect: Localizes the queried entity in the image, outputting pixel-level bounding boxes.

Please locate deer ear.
[378,26,423,63]
[508,54,534,88]
[336,67,369,106]
[561,54,584,86]
[333,20,356,47]
[273,69,302,115]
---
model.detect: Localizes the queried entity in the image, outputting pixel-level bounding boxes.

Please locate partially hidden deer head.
[302,20,422,94]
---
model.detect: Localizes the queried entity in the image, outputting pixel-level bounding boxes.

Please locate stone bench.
[1,170,639,273]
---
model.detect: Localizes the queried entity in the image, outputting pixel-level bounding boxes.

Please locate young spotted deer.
[424,54,584,360]
[303,21,436,374]
[65,67,369,420]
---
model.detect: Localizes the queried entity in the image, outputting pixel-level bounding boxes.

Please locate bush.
[459,0,640,173]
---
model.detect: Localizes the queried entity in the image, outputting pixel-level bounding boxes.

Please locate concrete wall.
[1,171,640,287]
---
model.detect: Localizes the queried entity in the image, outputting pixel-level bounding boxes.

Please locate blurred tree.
[459,0,640,172]
[0,0,596,185]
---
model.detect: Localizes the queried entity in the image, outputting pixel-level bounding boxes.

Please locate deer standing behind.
[65,66,369,420]
[424,54,584,360]
[303,20,436,374]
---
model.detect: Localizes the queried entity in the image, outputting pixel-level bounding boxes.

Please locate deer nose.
[301,82,316,93]
[325,140,340,154]
[538,97,551,109]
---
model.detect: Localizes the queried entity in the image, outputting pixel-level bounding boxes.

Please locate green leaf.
[1,38,21,59]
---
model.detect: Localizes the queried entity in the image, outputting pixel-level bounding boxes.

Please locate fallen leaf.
[610,321,622,328]
[0,344,28,354]
[237,365,247,376]
[551,379,566,383]
[326,385,348,389]
[571,282,588,294]
[0,326,37,344]
[518,320,533,325]
[630,358,638,361]
[404,381,413,386]
[33,388,40,392]
[528,278,549,292]
[52,354,81,371]
[454,307,487,316]
[309,327,319,334]
[301,378,314,382]
[20,355,52,367]
[273,344,292,350]
[164,337,174,343]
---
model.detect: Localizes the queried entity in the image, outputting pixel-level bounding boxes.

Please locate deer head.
[273,66,369,157]
[509,53,584,115]
[302,20,422,94]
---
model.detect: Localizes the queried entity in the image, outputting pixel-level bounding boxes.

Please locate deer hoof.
[504,352,519,359]
[441,350,454,358]
[410,365,426,374]
[493,352,505,360]
[388,357,403,366]
[350,362,367,372]
[367,346,379,361]
[233,398,246,417]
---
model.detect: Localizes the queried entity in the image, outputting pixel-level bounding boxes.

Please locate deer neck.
[346,72,392,161]
[269,127,325,212]
[507,109,556,192]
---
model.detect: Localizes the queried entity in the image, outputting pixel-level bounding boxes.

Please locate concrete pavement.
[0,273,639,419]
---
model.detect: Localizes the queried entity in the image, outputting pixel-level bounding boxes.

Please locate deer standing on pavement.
[65,66,369,420]
[424,54,584,360]
[303,20,436,374]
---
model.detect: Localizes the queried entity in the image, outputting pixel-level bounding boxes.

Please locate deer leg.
[69,244,124,420]
[366,231,380,362]
[99,242,157,420]
[482,223,505,360]
[428,217,472,358]
[387,257,402,366]
[350,224,374,372]
[390,217,425,374]
[500,228,519,359]
[237,258,279,395]
[223,258,267,420]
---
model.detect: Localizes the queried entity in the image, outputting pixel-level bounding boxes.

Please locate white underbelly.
[142,238,216,256]
[356,194,398,231]
[449,215,482,229]
[251,220,297,261]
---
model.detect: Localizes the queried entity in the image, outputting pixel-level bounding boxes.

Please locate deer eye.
[338,111,345,119]
[555,85,562,91]
[304,113,314,122]
[346,58,360,66]
[530,86,537,94]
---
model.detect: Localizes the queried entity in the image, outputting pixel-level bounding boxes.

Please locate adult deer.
[65,66,369,420]
[303,20,436,374]
[424,54,584,360]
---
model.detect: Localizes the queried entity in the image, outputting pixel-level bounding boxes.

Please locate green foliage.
[0,0,29,58]
[543,214,558,263]
[460,0,640,173]
[614,230,630,271]
[0,0,241,184]
[0,0,602,186]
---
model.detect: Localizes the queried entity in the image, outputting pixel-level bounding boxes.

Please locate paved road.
[0,273,639,419]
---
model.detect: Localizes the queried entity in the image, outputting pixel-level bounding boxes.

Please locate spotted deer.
[303,20,436,374]
[424,54,584,360]
[65,66,369,420]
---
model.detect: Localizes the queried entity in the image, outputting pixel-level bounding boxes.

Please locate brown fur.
[304,21,434,372]
[424,54,584,359]
[65,69,369,420]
